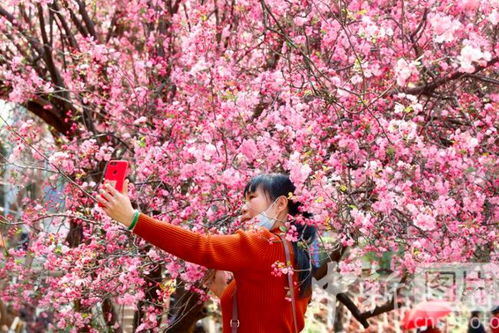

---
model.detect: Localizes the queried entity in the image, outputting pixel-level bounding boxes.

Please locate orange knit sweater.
[132,213,311,332]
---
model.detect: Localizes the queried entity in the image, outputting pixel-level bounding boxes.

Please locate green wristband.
[128,210,140,231]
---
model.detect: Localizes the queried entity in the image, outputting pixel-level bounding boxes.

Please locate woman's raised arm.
[96,180,274,272]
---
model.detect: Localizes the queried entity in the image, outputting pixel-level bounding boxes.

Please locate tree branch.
[312,243,348,281]
[75,0,101,42]
[27,99,72,135]
[0,5,43,54]
[62,0,90,37]
[337,293,370,328]
[336,274,409,329]
[397,57,499,96]
[37,4,65,90]
[49,0,79,50]
[464,73,499,85]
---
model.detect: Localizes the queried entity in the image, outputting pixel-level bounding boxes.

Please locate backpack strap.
[277,233,299,333]
[230,285,239,332]
[230,234,299,332]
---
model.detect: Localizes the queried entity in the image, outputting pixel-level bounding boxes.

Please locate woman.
[96,173,317,332]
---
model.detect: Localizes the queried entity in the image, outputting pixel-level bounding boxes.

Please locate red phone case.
[98,160,129,207]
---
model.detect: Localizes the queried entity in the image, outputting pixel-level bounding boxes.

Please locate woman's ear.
[277,195,289,213]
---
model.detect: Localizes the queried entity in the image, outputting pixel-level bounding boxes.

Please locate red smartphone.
[98,160,129,207]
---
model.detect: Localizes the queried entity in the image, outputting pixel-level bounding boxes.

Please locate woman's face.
[240,186,272,224]
[240,186,288,224]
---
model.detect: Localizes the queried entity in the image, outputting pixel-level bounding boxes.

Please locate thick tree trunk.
[164,281,209,333]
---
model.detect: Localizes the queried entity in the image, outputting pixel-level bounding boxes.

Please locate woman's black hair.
[243,173,317,298]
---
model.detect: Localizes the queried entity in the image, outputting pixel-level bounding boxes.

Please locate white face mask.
[254,197,285,230]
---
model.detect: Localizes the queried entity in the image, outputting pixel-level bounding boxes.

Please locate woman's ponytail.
[289,201,317,298]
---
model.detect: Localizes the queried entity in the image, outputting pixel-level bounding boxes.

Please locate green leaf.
[404,106,413,113]
[386,146,395,158]
[465,167,476,173]
[138,136,146,147]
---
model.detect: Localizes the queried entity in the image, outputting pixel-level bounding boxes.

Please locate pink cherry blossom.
[0,0,496,329]
[394,59,419,86]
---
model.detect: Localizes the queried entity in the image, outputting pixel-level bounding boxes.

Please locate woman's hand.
[96,179,135,228]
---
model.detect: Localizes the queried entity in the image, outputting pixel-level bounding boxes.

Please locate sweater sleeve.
[131,212,273,271]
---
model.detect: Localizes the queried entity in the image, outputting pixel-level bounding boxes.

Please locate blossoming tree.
[0,0,497,331]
